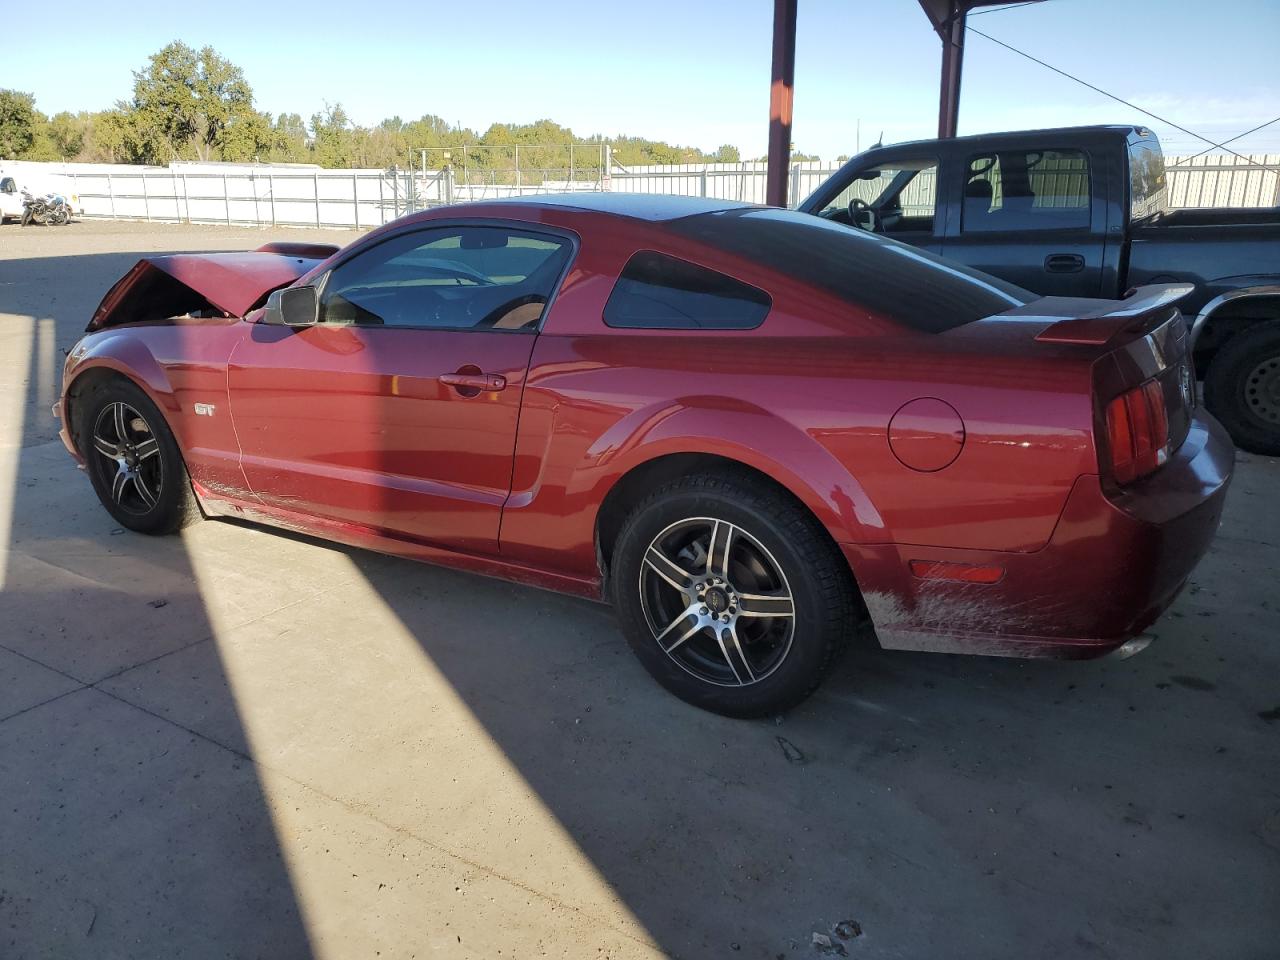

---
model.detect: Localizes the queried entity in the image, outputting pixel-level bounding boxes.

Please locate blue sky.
[5,0,1279,159]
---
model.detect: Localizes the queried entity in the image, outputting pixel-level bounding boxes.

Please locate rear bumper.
[843,412,1234,659]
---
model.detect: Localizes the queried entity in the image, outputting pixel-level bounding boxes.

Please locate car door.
[226,222,575,555]
[939,146,1106,297]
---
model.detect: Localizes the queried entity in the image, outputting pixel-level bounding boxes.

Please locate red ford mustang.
[57,194,1233,716]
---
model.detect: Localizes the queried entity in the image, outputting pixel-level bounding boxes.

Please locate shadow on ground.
[0,254,315,956]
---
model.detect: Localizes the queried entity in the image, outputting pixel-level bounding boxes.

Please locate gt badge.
[193,402,217,416]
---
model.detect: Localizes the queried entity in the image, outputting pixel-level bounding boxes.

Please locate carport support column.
[937,6,966,140]
[765,0,797,208]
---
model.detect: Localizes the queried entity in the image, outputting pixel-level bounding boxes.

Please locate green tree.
[269,113,310,163]
[713,144,740,163]
[124,41,260,162]
[311,103,355,167]
[0,89,38,158]
[89,110,134,163]
[219,110,271,162]
[47,111,88,159]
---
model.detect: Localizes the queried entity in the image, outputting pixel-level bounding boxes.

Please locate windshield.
[671,208,1031,333]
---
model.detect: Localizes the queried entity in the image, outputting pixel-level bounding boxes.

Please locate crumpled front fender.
[88,247,333,331]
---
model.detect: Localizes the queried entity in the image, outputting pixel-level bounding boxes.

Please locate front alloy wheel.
[78,376,201,534]
[89,401,164,516]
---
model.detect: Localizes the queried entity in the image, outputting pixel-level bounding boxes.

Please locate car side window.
[961,149,1091,233]
[603,251,771,330]
[319,226,571,331]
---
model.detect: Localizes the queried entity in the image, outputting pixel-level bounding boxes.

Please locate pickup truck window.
[962,149,1091,233]
[604,251,772,330]
[819,159,938,235]
[1128,139,1168,221]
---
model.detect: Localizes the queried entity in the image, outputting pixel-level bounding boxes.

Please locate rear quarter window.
[671,208,1030,333]
[604,251,772,330]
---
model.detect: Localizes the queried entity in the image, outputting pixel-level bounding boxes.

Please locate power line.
[1166,116,1280,166]
[966,25,1274,169]
[968,2,1045,17]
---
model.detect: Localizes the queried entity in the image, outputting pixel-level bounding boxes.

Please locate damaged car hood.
[88,242,339,331]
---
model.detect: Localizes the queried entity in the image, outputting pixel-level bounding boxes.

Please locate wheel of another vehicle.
[76,376,201,535]
[609,471,858,718]
[50,207,69,226]
[1204,319,1280,456]
[20,209,32,226]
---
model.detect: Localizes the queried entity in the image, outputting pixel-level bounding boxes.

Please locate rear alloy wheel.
[611,472,857,717]
[1204,319,1280,455]
[639,518,796,688]
[78,377,200,534]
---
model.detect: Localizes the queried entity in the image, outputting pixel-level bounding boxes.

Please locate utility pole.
[765,0,798,207]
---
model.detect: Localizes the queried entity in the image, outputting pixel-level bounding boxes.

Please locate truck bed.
[1146,208,1280,229]
[1127,215,1280,317]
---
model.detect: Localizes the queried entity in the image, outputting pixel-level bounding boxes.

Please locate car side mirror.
[264,286,318,327]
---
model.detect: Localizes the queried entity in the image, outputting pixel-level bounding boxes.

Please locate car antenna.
[872,132,883,149]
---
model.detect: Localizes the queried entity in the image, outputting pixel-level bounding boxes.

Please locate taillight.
[1104,378,1171,484]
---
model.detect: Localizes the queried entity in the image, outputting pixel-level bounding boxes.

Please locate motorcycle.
[21,189,71,226]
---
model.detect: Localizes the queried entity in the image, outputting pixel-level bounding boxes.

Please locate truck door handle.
[1044,253,1085,274]
[440,370,507,396]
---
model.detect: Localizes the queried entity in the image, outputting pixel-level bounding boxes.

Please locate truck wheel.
[1204,319,1280,456]
[76,376,202,535]
[609,471,858,718]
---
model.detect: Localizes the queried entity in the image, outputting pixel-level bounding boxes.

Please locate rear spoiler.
[1033,283,1194,346]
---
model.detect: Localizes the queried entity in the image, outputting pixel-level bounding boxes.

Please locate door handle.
[1044,253,1085,274]
[440,371,507,396]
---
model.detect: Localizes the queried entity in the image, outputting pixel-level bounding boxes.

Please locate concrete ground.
[1,219,1277,960]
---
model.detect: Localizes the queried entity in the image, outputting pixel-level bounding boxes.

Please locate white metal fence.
[7,153,1277,230]
[59,166,431,229]
[1164,154,1280,208]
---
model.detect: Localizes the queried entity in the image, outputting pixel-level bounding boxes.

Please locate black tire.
[76,376,201,535]
[609,471,858,718]
[1204,319,1280,456]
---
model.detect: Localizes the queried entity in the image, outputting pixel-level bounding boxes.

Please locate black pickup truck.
[800,125,1280,453]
